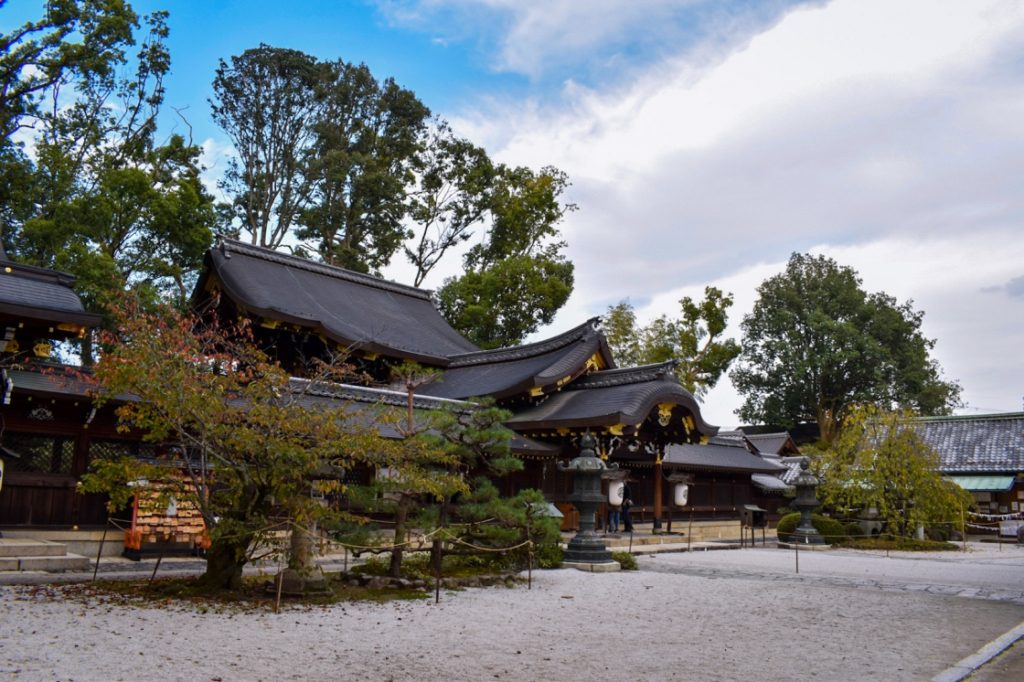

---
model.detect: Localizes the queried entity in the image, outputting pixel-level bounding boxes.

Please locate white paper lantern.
[674,483,689,507]
[609,480,625,506]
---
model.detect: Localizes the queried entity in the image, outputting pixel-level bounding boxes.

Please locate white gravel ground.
[1,543,1023,681]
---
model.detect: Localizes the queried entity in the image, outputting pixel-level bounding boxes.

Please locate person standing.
[622,485,634,533]
[607,501,621,533]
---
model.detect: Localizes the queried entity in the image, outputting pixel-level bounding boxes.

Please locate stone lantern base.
[563,559,621,573]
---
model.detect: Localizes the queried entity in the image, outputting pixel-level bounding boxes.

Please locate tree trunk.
[288,520,315,573]
[198,534,251,590]
[389,495,411,578]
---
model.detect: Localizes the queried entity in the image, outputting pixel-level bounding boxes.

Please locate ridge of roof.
[218,238,435,302]
[566,360,678,390]
[287,377,473,411]
[912,412,1024,423]
[0,258,79,286]
[446,318,602,367]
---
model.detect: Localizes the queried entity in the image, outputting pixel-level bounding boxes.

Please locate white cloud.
[198,137,236,202]
[441,0,1024,425]
[378,0,802,79]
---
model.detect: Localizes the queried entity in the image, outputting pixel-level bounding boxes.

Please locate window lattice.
[3,433,75,474]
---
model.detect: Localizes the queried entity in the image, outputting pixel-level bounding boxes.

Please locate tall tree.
[10,7,213,295]
[603,287,741,398]
[5,4,214,331]
[1,0,140,243]
[813,405,971,538]
[436,165,576,348]
[405,121,494,286]
[0,0,138,144]
[211,44,320,249]
[731,253,961,443]
[296,60,430,274]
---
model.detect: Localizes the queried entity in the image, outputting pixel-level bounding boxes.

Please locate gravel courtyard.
[1,543,1022,681]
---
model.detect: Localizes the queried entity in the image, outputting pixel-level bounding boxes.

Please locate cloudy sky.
[7,0,1023,425]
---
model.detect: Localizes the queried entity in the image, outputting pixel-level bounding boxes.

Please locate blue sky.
[5,0,1024,424]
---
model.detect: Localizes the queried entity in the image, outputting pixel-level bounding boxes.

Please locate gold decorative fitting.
[684,415,696,431]
[657,403,674,427]
[363,351,379,361]
[57,323,81,333]
[259,319,280,330]
[556,375,573,387]
[700,435,709,445]
[556,427,570,436]
[33,342,52,358]
[529,386,545,397]
[608,424,625,436]
[4,339,18,354]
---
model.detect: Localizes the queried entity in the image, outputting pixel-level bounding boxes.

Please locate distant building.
[911,412,1024,533]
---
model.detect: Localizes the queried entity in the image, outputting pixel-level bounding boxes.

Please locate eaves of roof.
[420,319,614,400]
[505,362,717,436]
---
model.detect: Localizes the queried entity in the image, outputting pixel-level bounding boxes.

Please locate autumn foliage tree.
[812,405,971,538]
[79,296,460,589]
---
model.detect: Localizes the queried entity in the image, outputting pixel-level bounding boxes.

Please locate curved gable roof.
[199,240,477,365]
[505,361,717,436]
[420,318,613,400]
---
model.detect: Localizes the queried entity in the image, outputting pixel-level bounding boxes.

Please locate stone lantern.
[559,431,620,570]
[791,459,825,545]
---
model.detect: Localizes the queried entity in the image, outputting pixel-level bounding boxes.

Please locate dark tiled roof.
[911,413,1024,473]
[742,431,800,456]
[420,319,613,400]
[0,260,101,327]
[752,473,791,492]
[505,362,716,436]
[201,240,477,365]
[663,441,788,474]
[7,365,100,398]
[285,377,556,454]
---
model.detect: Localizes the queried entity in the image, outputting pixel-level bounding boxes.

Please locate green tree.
[0,0,139,143]
[405,122,494,286]
[813,405,971,537]
[436,165,576,348]
[297,60,430,274]
[731,253,960,443]
[211,44,320,249]
[5,4,215,356]
[604,287,741,397]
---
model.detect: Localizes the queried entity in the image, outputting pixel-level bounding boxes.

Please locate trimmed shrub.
[776,512,847,544]
[844,522,864,538]
[534,543,563,569]
[612,551,638,570]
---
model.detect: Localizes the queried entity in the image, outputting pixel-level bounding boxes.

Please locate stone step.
[0,552,90,572]
[0,538,69,558]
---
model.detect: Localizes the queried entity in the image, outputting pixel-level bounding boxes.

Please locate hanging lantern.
[609,480,625,506]
[674,483,689,507]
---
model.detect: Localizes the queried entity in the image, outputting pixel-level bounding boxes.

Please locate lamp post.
[559,431,619,569]
[791,459,825,545]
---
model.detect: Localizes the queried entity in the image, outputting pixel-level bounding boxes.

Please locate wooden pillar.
[653,457,663,529]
